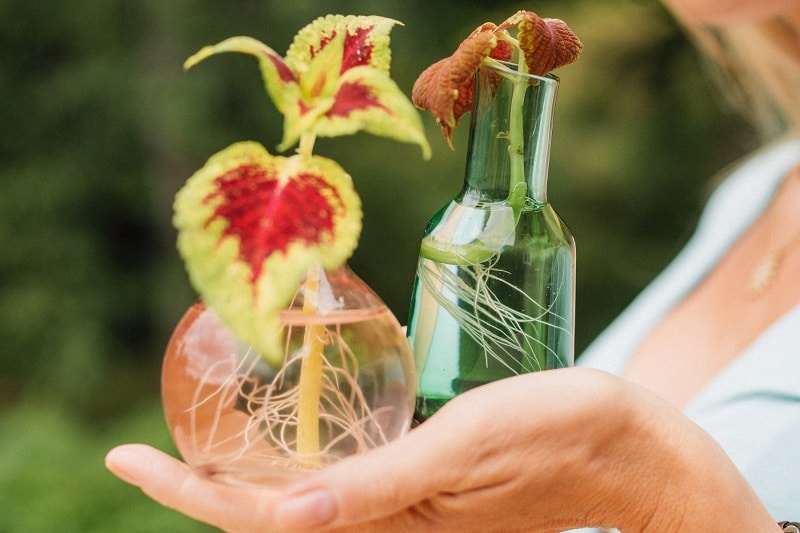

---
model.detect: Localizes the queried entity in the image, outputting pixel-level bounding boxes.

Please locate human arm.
[106,368,782,532]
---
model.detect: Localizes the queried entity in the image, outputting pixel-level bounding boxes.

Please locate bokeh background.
[0,0,757,530]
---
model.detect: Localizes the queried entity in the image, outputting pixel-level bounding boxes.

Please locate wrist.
[623,387,778,531]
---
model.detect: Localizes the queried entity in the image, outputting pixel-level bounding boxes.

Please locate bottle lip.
[481,60,560,85]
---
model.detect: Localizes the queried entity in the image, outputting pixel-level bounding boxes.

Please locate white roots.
[184,322,393,472]
[418,255,571,373]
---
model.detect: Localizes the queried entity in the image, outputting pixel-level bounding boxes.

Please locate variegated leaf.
[303,66,431,158]
[184,36,300,115]
[186,16,429,157]
[285,15,399,77]
[174,142,361,364]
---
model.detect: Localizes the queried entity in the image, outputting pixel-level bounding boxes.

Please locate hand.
[106,368,778,532]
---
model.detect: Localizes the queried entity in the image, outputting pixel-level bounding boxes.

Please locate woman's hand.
[105,443,286,532]
[106,368,778,532]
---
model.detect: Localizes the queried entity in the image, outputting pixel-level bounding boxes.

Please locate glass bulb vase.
[162,265,415,487]
[407,63,576,422]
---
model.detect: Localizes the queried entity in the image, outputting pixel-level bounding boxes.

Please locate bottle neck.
[460,63,559,209]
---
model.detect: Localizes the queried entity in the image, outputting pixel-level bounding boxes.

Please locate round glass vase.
[162,264,415,487]
[407,63,576,422]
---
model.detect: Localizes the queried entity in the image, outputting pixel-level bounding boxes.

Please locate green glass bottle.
[407,62,575,422]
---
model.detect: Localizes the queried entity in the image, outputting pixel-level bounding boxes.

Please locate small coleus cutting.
[174,15,430,365]
[412,10,583,148]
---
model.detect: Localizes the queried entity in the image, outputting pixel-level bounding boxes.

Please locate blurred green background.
[0,0,756,531]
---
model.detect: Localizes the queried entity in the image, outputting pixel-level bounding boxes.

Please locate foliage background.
[0,0,755,530]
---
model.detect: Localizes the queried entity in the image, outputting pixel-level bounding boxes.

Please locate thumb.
[274,414,460,530]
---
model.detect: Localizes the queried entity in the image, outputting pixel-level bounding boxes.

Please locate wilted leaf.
[412,27,501,148]
[413,10,582,147]
[502,11,583,75]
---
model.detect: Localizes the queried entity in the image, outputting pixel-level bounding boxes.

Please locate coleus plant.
[174,15,430,366]
[406,11,583,409]
[411,10,582,263]
[413,10,582,146]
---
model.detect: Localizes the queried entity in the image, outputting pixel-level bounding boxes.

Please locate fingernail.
[276,489,337,529]
[104,448,140,486]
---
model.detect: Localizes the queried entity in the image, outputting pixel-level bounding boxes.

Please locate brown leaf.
[412,27,498,147]
[504,11,583,76]
[413,11,582,147]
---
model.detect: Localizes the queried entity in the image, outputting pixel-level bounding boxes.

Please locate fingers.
[104,439,451,533]
[105,444,282,532]
[274,408,466,531]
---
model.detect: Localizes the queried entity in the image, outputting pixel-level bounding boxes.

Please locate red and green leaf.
[184,36,300,116]
[307,66,431,158]
[285,14,398,77]
[174,142,361,364]
[412,11,582,147]
[176,16,431,361]
[184,15,429,157]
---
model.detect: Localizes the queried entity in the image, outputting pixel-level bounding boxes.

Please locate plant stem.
[296,263,326,466]
[298,132,317,158]
[420,238,498,265]
[507,53,528,216]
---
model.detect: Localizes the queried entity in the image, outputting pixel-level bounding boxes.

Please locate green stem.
[507,53,528,216]
[420,238,498,266]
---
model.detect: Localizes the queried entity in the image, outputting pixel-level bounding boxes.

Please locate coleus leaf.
[411,25,510,148]
[174,141,361,365]
[300,66,431,157]
[184,15,430,158]
[285,14,396,77]
[412,11,582,147]
[184,36,300,116]
[501,11,584,76]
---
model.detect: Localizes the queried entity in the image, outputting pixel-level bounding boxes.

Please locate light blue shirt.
[571,138,800,530]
